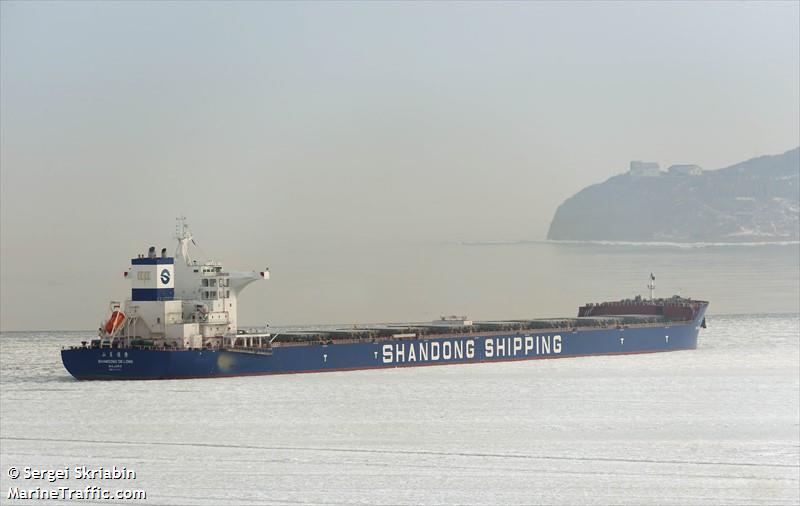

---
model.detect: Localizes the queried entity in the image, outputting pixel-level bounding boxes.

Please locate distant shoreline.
[259,313,798,324]
[462,239,800,248]
[3,312,800,334]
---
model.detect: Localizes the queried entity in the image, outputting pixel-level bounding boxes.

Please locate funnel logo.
[160,269,171,284]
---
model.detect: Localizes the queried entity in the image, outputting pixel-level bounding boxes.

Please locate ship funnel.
[148,246,156,259]
[161,247,167,258]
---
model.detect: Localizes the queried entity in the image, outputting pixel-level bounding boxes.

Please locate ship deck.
[71,314,698,354]
[255,314,689,347]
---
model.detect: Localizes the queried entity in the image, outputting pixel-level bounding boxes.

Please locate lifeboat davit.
[104,311,125,334]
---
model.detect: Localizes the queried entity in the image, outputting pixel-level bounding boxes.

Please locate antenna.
[647,273,656,300]
[174,216,193,263]
[175,215,189,240]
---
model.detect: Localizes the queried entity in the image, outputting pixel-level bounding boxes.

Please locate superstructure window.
[137,271,151,281]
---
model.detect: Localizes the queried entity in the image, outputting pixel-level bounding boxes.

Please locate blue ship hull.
[61,309,706,380]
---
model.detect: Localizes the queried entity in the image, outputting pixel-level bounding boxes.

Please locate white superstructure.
[100,218,269,349]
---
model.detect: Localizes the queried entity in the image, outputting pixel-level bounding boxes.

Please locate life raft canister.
[104,311,125,334]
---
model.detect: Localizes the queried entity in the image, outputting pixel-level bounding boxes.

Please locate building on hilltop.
[629,161,661,177]
[667,164,703,176]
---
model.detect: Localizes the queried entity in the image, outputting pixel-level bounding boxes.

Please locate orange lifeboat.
[104,311,125,334]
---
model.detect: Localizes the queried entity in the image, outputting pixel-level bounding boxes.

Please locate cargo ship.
[61,220,709,380]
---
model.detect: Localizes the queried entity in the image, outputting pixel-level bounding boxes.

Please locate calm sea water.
[1,242,799,505]
[0,314,798,505]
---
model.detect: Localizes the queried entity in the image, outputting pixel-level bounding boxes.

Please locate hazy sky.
[1,1,798,330]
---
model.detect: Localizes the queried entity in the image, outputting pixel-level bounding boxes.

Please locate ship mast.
[174,215,193,265]
[647,273,656,300]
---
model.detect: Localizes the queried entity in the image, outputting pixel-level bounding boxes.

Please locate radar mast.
[174,216,193,265]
